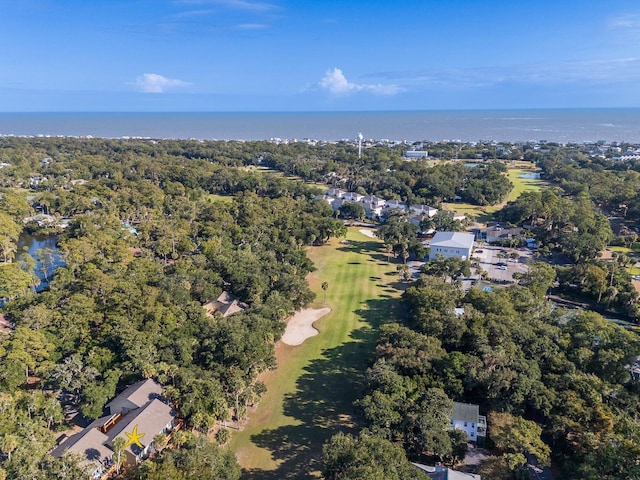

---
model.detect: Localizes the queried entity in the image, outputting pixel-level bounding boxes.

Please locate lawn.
[229,228,406,479]
[506,167,544,201]
[207,193,234,203]
[242,165,326,191]
[443,165,544,222]
[607,246,640,275]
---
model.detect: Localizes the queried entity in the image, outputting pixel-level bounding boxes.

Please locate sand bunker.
[359,229,377,238]
[281,307,331,346]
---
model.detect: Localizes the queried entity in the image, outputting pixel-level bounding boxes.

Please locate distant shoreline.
[1,109,639,143]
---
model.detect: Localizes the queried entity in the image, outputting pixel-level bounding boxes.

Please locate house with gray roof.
[450,402,486,442]
[51,379,180,479]
[203,291,247,318]
[106,378,163,415]
[105,399,176,464]
[429,232,475,261]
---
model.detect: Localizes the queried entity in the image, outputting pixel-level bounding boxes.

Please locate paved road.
[526,454,554,480]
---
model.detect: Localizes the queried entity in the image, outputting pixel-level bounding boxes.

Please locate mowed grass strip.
[229,228,405,479]
[443,165,544,221]
[506,167,545,202]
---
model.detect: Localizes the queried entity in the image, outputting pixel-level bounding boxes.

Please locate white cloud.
[609,13,640,29]
[319,68,402,96]
[233,23,268,30]
[133,73,191,93]
[178,0,276,12]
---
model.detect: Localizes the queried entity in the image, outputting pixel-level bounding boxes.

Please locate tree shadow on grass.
[336,240,389,264]
[245,296,406,480]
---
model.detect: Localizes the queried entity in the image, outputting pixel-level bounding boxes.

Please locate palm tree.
[112,437,126,475]
[152,433,168,454]
[321,282,329,304]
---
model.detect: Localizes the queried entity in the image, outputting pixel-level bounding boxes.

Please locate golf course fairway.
[229,228,406,479]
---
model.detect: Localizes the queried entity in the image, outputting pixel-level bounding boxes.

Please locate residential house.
[410,204,438,218]
[105,378,163,415]
[326,188,346,198]
[51,379,180,480]
[447,210,467,223]
[450,402,486,442]
[473,225,524,244]
[628,356,640,382]
[525,238,539,249]
[360,195,386,219]
[384,199,408,212]
[313,194,340,209]
[429,232,475,261]
[203,291,247,318]
[342,192,364,202]
[413,464,481,480]
[360,195,386,207]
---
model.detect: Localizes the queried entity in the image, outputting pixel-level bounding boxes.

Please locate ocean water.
[0,109,638,143]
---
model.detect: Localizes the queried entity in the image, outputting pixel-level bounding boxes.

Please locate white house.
[362,203,384,219]
[384,199,408,212]
[313,194,339,208]
[410,204,438,217]
[450,402,486,442]
[360,195,385,207]
[429,232,475,261]
[326,188,345,198]
[342,192,364,202]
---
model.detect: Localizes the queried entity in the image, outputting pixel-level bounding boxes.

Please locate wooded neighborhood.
[0,137,639,479]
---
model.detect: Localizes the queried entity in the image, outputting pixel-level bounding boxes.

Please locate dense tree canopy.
[0,136,349,478]
[352,273,640,479]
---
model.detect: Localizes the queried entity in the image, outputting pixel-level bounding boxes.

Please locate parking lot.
[472,245,533,283]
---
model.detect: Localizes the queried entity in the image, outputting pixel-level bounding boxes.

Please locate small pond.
[518,172,541,179]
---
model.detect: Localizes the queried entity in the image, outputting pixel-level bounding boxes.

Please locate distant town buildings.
[314,188,444,224]
[403,149,429,160]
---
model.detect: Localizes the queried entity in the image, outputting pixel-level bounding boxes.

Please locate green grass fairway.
[443,166,544,222]
[506,167,544,201]
[229,228,406,479]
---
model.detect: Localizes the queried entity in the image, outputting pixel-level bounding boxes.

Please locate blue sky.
[1,0,640,111]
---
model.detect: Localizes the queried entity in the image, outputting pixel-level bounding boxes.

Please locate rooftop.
[430,231,475,249]
[105,378,163,413]
[105,399,175,456]
[452,402,480,423]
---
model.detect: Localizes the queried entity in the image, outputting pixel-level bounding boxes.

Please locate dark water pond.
[16,232,64,291]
